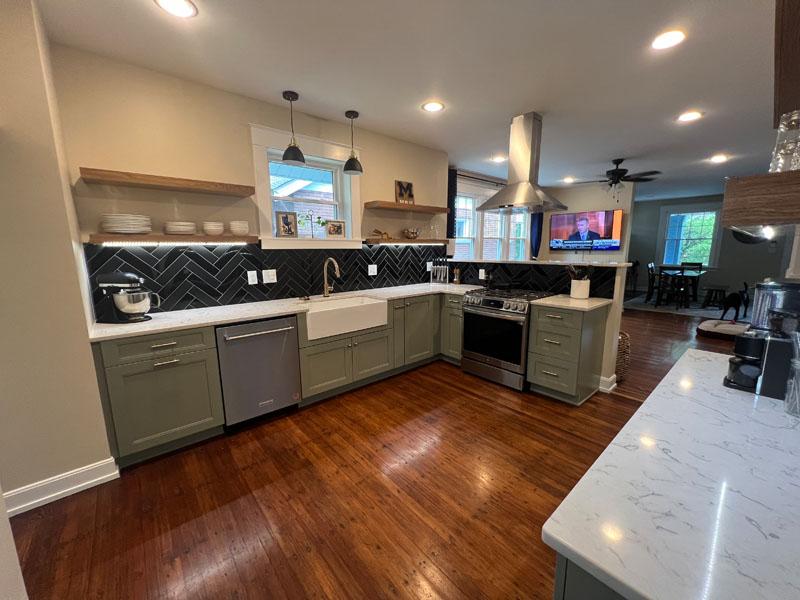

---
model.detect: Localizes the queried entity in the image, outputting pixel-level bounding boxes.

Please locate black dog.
[720,282,750,321]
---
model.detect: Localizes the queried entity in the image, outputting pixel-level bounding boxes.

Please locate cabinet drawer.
[530,323,580,362]
[533,307,582,331]
[527,353,578,396]
[443,294,463,312]
[101,327,216,367]
[105,348,224,456]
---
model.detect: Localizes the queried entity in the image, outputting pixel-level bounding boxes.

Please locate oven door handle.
[463,305,527,323]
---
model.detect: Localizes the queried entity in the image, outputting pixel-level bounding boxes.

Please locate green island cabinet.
[93,327,224,465]
[439,294,463,361]
[526,304,608,405]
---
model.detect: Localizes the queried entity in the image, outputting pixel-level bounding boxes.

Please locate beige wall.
[0,1,112,492]
[539,184,634,263]
[49,45,449,241]
[628,195,791,292]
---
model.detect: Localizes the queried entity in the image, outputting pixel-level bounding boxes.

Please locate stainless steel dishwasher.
[216,316,301,425]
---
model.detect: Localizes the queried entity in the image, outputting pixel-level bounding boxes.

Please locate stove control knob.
[503,301,510,310]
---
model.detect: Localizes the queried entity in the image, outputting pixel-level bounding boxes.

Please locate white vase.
[570,279,590,299]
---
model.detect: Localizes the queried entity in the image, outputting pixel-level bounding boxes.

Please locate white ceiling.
[39,0,776,201]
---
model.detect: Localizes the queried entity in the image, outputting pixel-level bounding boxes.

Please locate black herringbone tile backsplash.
[84,244,618,313]
[84,244,446,313]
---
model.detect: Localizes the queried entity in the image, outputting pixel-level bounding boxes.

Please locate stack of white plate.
[101,214,152,234]
[165,221,197,235]
[229,221,250,236]
[203,221,224,235]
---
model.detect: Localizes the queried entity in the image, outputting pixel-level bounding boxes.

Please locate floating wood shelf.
[363,201,449,215]
[364,237,448,245]
[79,167,256,198]
[722,170,800,227]
[88,233,259,245]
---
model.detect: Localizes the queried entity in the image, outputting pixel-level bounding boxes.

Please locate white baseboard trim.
[599,374,617,393]
[3,457,119,517]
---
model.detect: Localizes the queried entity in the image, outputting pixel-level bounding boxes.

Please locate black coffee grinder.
[723,330,765,392]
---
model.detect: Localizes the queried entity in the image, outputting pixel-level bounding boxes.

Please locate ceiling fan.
[578,158,661,187]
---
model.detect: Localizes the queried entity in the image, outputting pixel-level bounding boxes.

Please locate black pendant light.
[281,90,305,166]
[343,110,363,175]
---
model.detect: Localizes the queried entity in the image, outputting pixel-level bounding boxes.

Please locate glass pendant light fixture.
[281,90,305,165]
[343,110,363,175]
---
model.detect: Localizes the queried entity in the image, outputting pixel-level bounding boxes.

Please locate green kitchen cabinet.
[104,348,224,457]
[402,295,437,364]
[300,337,353,397]
[440,294,463,361]
[352,329,393,382]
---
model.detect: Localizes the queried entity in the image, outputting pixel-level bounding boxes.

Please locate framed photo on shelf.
[395,180,415,204]
[326,220,346,239]
[275,211,298,238]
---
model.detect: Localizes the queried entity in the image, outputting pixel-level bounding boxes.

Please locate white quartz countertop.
[530,294,612,312]
[542,349,800,600]
[89,283,480,342]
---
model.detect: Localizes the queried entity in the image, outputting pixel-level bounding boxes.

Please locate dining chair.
[645,262,659,302]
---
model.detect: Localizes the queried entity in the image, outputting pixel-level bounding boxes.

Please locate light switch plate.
[478,268,486,280]
[247,270,258,285]
[426,261,433,272]
[368,264,377,276]
[262,269,277,283]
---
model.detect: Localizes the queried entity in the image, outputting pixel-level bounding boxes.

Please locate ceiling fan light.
[282,143,306,166]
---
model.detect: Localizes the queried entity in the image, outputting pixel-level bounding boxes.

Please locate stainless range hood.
[477,112,568,212]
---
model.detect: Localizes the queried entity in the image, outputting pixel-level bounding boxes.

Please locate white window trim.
[655,201,722,268]
[454,179,530,261]
[251,124,362,249]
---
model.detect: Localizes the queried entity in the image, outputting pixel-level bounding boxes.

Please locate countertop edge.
[530,295,613,311]
[89,284,481,342]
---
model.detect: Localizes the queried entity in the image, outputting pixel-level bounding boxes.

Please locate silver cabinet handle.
[545,314,563,320]
[258,399,275,407]
[150,341,177,349]
[347,344,352,348]
[449,299,461,304]
[543,338,561,345]
[224,326,294,342]
[542,369,559,377]
[405,302,410,306]
[393,305,404,310]
[154,358,180,368]
[353,342,358,346]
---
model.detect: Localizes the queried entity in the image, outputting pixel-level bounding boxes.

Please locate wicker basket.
[616,331,632,383]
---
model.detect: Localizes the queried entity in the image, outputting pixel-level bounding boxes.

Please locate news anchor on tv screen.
[549,209,623,251]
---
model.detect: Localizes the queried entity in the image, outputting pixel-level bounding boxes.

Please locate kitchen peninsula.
[543,349,800,600]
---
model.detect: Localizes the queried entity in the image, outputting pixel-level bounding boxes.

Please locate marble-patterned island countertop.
[542,349,800,600]
[530,294,612,312]
[89,283,480,342]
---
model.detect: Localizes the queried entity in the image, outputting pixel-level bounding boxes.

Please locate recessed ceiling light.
[421,101,445,113]
[155,0,198,18]
[709,153,729,164]
[562,176,576,184]
[651,30,686,50]
[677,110,703,123]
[490,155,507,163]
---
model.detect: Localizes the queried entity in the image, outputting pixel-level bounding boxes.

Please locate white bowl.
[203,223,224,235]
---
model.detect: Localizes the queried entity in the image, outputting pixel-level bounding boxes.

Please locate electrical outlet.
[247,270,258,285]
[478,268,486,280]
[426,261,433,272]
[368,264,377,276]
[262,269,277,283]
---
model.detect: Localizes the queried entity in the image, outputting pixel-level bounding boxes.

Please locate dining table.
[657,265,708,306]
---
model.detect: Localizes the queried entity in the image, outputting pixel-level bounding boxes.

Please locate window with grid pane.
[508,211,528,261]
[662,210,717,265]
[268,152,347,239]
[481,211,505,260]
[453,195,476,260]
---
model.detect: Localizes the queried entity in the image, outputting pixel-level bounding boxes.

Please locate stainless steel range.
[461,288,555,390]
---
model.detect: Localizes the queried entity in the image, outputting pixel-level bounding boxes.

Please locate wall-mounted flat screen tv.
[549,209,623,251]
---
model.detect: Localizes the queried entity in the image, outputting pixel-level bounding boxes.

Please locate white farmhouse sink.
[304,296,387,340]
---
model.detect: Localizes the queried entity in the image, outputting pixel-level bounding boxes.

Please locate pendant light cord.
[289,100,296,144]
[350,118,355,155]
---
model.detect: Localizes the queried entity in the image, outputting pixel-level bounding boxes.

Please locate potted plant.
[567,265,593,299]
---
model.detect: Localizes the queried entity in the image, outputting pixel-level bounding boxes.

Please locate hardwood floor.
[10,310,733,599]
[614,308,733,402]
